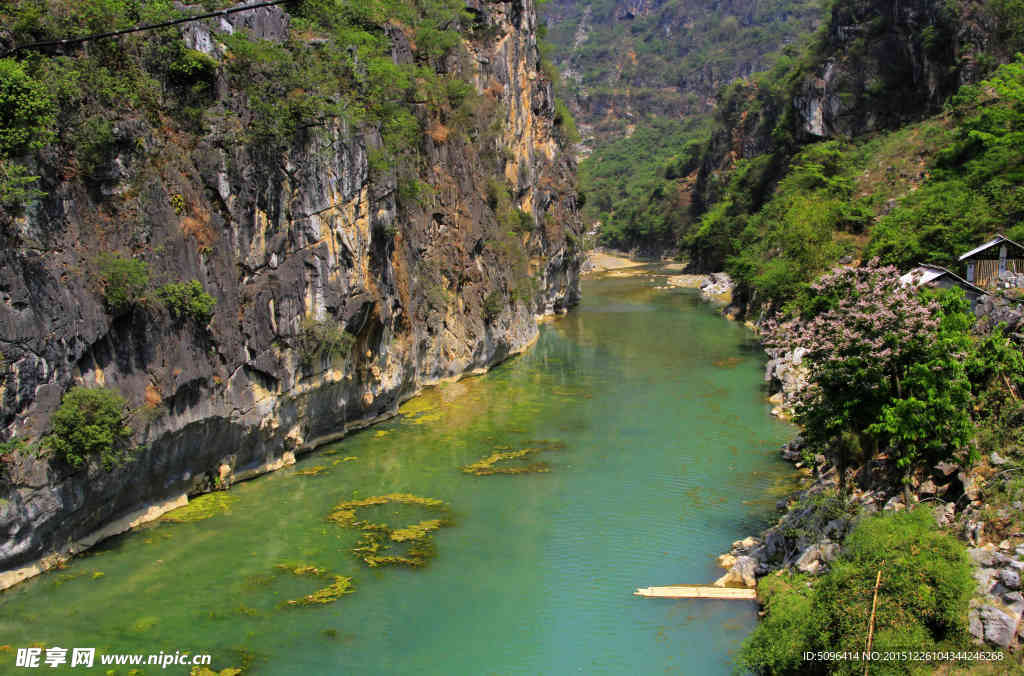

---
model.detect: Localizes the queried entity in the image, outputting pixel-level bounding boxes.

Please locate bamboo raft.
[634,585,757,600]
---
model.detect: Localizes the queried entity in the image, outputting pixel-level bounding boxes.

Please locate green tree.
[157,280,216,323]
[44,386,133,469]
[766,264,974,498]
[97,254,150,316]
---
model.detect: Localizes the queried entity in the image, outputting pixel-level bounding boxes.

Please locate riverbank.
[582,250,647,274]
[0,271,793,675]
[0,328,543,592]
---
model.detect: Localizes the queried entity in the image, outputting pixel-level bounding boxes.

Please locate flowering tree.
[765,261,974,500]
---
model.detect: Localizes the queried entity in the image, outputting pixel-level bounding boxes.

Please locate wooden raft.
[634,585,757,600]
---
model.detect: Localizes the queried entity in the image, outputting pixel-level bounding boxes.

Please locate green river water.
[1,268,796,675]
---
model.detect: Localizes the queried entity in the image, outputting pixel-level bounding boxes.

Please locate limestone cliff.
[0,0,581,582]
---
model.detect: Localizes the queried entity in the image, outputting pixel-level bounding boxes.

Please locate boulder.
[713,555,758,588]
[959,471,980,501]
[795,543,836,574]
[976,604,1020,648]
[934,502,956,528]
[974,567,998,595]
[969,546,999,567]
[1000,569,1021,591]
[717,553,737,570]
[731,536,760,553]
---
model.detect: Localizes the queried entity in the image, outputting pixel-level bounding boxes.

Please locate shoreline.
[0,322,545,592]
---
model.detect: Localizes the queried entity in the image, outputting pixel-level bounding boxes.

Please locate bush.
[298,316,355,367]
[739,510,974,674]
[97,254,150,315]
[157,280,216,323]
[43,386,133,469]
[0,57,55,156]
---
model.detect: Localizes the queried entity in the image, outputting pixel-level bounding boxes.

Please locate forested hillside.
[577,0,1024,277]
[541,0,824,142]
[538,0,826,253]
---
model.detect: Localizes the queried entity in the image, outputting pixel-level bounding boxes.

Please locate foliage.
[297,316,355,367]
[0,57,54,208]
[43,386,133,469]
[0,160,45,211]
[773,489,859,563]
[727,141,858,306]
[156,280,216,323]
[0,57,55,156]
[552,98,579,147]
[0,436,27,461]
[737,572,815,674]
[97,254,150,316]
[765,263,974,488]
[579,115,711,251]
[539,0,824,141]
[740,510,974,675]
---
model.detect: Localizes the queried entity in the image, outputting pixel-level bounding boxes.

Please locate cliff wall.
[0,0,581,582]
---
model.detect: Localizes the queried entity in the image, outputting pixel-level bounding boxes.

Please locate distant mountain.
[541,0,826,145]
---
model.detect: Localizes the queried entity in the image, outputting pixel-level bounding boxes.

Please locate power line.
[2,0,295,58]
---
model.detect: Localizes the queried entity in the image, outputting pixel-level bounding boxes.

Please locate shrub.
[298,316,355,367]
[43,386,133,469]
[72,117,117,178]
[97,254,150,315]
[0,57,55,156]
[553,98,580,147]
[739,510,974,674]
[168,48,218,87]
[157,280,216,323]
[0,160,44,211]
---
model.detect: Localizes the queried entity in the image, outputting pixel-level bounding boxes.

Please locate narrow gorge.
[0,0,581,586]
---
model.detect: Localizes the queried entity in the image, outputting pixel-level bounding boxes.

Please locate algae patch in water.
[163,492,239,523]
[293,465,328,477]
[273,563,355,607]
[328,493,452,568]
[461,439,567,476]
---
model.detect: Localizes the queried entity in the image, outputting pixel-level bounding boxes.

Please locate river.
[0,267,796,674]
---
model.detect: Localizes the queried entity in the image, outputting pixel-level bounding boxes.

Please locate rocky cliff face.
[792,0,990,139]
[0,0,581,582]
[541,0,825,142]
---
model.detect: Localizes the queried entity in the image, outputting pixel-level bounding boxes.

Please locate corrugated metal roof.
[958,234,1024,261]
[899,266,944,286]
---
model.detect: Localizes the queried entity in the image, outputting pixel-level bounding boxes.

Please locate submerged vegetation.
[461,439,567,475]
[328,493,452,568]
[162,492,239,523]
[274,563,355,607]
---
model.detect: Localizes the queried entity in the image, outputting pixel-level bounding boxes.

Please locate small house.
[899,263,987,308]
[958,234,1024,288]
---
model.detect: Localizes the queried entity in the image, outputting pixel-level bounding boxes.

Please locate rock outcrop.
[0,0,582,583]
